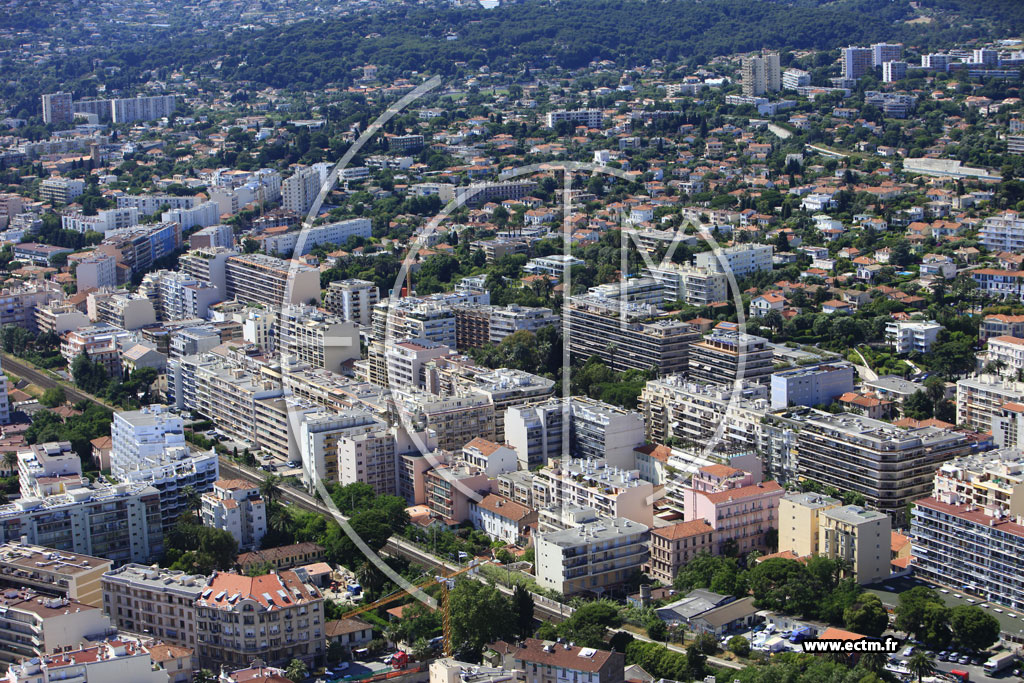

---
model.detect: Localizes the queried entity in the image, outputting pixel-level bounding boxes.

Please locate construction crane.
[339,560,488,656]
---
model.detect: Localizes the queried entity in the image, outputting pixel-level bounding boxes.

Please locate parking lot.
[866,576,1024,643]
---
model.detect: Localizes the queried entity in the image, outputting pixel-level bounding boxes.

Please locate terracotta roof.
[754,550,807,563]
[464,438,506,456]
[699,464,742,478]
[199,570,319,611]
[634,443,672,463]
[990,335,1024,346]
[325,617,372,637]
[700,481,782,505]
[147,644,194,663]
[915,496,1024,540]
[819,627,867,641]
[651,519,713,540]
[891,531,911,553]
[474,493,533,522]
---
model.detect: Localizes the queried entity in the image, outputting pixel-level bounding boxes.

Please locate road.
[610,628,744,671]
[1,353,110,408]
[806,143,849,159]
[852,347,878,382]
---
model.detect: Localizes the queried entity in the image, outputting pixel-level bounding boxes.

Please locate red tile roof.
[651,519,713,540]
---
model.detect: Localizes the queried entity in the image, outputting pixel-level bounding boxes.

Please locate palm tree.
[285,658,308,682]
[859,650,888,675]
[764,308,784,333]
[181,485,201,515]
[907,650,936,683]
[260,473,283,504]
[194,670,218,683]
[2,452,16,475]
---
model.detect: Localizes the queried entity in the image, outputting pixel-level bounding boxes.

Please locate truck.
[984,651,1016,675]
[788,626,812,644]
[948,669,969,682]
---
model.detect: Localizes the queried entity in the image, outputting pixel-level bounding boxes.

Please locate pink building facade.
[682,464,783,555]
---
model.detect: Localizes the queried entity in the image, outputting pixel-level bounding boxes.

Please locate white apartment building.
[298,409,389,485]
[35,301,90,335]
[189,224,234,250]
[89,291,157,330]
[281,166,322,215]
[180,247,237,298]
[957,374,1024,433]
[504,397,645,470]
[62,207,140,234]
[523,254,584,278]
[224,254,320,308]
[488,305,559,344]
[912,449,1024,610]
[162,201,220,231]
[384,338,452,390]
[200,479,267,551]
[101,564,206,648]
[0,483,164,564]
[545,109,604,129]
[461,438,518,477]
[466,368,555,444]
[979,211,1024,252]
[191,363,284,445]
[770,362,856,409]
[694,244,773,279]
[0,589,112,665]
[110,95,176,123]
[39,178,85,205]
[338,424,425,497]
[782,68,811,89]
[741,53,780,96]
[640,376,770,456]
[985,336,1024,379]
[533,457,654,526]
[111,406,219,531]
[277,304,360,372]
[116,194,197,214]
[535,517,649,596]
[324,279,379,327]
[4,639,169,683]
[262,218,372,256]
[18,441,82,498]
[645,264,728,306]
[871,42,904,66]
[841,46,873,79]
[885,319,943,354]
[141,270,222,321]
[882,61,908,82]
[75,252,118,291]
